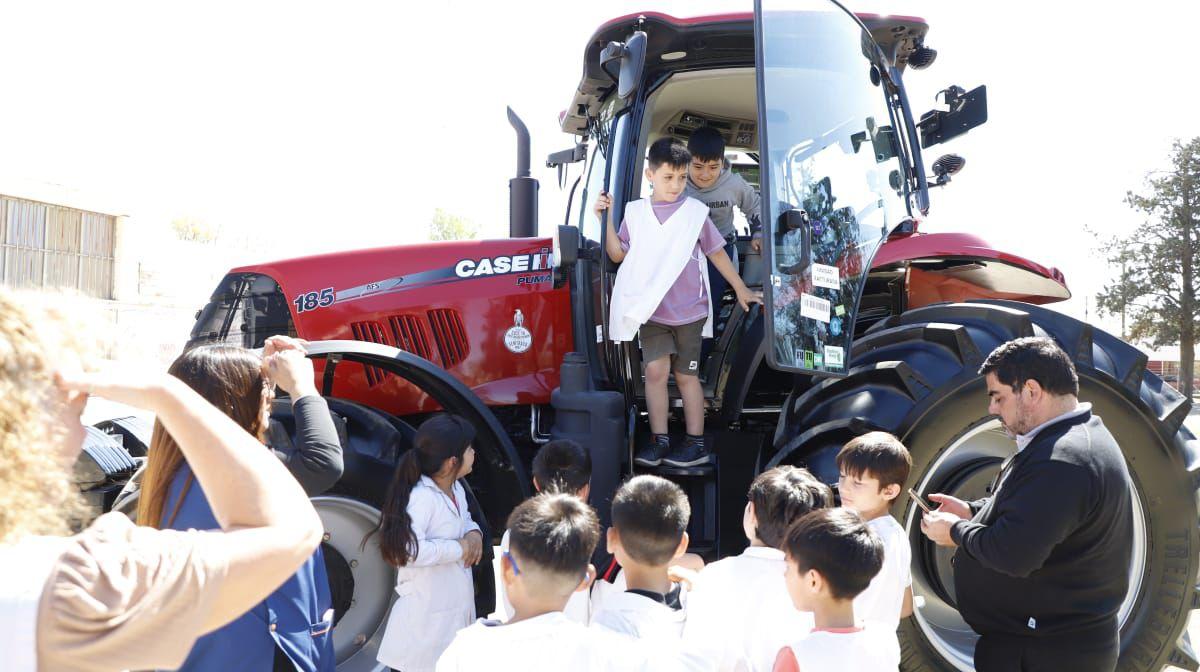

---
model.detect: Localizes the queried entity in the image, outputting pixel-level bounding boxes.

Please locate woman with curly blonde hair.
[0,289,324,672]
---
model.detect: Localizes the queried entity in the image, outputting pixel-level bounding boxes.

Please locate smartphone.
[909,488,934,513]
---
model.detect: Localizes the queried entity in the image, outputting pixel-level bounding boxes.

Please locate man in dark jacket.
[921,336,1133,671]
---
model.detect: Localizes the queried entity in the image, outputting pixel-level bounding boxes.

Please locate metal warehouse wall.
[0,195,116,299]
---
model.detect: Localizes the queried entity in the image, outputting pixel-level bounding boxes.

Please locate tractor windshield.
[756,0,909,375]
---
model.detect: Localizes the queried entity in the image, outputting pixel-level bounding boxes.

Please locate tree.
[1096,138,1200,397]
[171,215,218,243]
[429,208,478,241]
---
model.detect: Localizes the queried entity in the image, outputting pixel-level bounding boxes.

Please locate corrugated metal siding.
[0,196,115,298]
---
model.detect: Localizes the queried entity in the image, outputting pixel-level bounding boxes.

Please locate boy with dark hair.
[438,493,619,670]
[531,439,593,497]
[836,432,914,629]
[774,509,900,672]
[686,126,762,253]
[683,466,833,672]
[603,137,761,468]
[591,475,692,639]
[492,440,593,623]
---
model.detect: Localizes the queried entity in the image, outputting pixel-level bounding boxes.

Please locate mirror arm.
[887,64,930,215]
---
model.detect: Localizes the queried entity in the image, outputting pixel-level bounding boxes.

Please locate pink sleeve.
[699,218,725,256]
[773,646,801,672]
[617,218,631,252]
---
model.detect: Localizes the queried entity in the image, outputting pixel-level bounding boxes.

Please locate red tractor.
[87,2,1199,670]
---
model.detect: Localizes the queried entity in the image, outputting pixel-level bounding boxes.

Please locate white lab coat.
[436,612,636,672]
[377,476,481,672]
[853,515,911,631]
[590,587,688,640]
[682,546,815,672]
[608,196,713,342]
[490,529,592,624]
[437,612,714,672]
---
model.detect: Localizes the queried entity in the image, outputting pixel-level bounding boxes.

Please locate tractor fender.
[304,340,531,513]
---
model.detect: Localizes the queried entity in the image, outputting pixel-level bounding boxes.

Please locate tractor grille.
[389,314,434,361]
[349,320,391,386]
[427,309,469,368]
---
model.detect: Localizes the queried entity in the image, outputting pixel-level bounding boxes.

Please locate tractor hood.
[874,232,1071,305]
[561,11,929,135]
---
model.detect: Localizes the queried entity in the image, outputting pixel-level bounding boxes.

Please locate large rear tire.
[767,300,1200,671]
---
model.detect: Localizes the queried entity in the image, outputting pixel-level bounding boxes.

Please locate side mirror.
[599,31,647,99]
[557,225,580,268]
[917,84,988,148]
[547,143,588,189]
[555,225,580,288]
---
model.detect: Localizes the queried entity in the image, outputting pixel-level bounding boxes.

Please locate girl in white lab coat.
[371,414,484,672]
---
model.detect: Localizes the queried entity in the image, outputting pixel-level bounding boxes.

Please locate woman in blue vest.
[137,338,344,672]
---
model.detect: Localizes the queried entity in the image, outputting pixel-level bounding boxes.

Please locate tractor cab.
[550,1,978,459]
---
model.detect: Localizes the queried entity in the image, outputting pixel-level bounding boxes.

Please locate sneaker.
[634,434,671,467]
[663,435,712,467]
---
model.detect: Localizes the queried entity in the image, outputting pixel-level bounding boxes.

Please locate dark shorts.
[639,318,706,376]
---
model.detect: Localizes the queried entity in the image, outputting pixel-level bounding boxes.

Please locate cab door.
[754,0,912,375]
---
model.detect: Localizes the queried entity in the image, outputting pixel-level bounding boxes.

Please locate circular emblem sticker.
[504,309,532,354]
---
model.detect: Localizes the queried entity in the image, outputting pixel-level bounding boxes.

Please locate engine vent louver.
[350,320,391,386]
[427,309,469,368]
[389,314,434,362]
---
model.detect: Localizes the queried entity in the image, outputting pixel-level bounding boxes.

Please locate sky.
[1,0,1197,341]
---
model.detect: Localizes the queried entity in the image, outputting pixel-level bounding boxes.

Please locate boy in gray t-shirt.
[686,126,762,353]
[685,126,762,253]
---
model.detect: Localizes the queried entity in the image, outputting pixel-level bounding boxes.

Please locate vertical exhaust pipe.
[507,107,538,239]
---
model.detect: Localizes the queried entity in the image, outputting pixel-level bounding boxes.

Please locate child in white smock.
[374,414,484,672]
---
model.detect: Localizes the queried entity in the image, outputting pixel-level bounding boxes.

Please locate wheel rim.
[313,496,395,672]
[905,419,1148,671]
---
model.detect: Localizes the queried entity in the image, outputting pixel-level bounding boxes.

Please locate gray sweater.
[685,168,762,239]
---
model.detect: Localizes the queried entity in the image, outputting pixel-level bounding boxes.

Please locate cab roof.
[561,10,928,135]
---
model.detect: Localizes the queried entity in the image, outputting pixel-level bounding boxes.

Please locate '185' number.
[293,287,334,314]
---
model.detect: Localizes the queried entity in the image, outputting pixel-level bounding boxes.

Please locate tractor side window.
[577,99,628,241]
[578,147,608,242]
[188,273,295,350]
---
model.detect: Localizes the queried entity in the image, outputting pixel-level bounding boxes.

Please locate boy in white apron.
[682,467,832,671]
[774,509,900,672]
[601,137,761,468]
[590,476,691,640]
[437,494,628,671]
[835,433,915,631]
[490,440,594,624]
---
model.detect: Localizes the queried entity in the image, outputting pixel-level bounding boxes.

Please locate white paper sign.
[812,263,840,290]
[824,345,845,368]
[800,293,831,323]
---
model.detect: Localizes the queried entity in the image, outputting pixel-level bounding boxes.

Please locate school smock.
[163,465,334,672]
[773,623,900,672]
[436,612,708,672]
[490,529,591,623]
[608,196,715,342]
[590,584,688,640]
[378,475,480,672]
[853,514,911,631]
[682,546,815,672]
